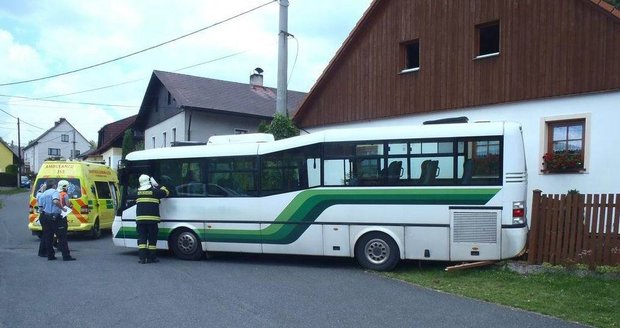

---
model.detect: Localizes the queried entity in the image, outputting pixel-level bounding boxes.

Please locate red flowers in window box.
[542,152,584,173]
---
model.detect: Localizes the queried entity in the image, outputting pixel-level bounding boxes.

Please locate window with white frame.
[48,148,60,156]
[163,132,167,147]
[61,134,69,142]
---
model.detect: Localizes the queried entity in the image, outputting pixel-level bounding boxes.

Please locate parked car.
[20,176,30,188]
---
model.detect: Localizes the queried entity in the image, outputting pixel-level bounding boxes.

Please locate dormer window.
[475,21,500,59]
[400,39,420,73]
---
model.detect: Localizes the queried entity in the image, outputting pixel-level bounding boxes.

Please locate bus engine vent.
[452,211,498,244]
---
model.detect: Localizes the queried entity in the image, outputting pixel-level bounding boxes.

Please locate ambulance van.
[28,160,119,239]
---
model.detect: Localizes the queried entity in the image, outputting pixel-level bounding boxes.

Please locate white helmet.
[138,174,152,190]
[57,180,69,191]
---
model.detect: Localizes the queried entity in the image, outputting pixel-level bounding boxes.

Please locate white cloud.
[0,0,372,145]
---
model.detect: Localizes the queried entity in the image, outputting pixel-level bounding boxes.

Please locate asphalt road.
[0,191,585,328]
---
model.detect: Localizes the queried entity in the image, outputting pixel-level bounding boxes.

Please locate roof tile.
[153,70,306,118]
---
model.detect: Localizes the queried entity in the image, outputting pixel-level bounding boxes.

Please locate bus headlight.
[512,201,525,225]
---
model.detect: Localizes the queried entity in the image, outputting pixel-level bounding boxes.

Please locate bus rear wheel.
[170,229,203,260]
[355,232,400,271]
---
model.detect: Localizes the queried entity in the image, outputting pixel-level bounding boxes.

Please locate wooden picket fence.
[527,190,620,267]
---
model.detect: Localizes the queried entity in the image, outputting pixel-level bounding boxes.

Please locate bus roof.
[125,121,519,161]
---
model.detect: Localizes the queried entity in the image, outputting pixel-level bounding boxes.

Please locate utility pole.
[276,0,289,117]
[17,118,21,185]
[72,129,76,160]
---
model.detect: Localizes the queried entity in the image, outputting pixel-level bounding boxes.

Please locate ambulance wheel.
[354,232,400,271]
[90,219,101,239]
[170,229,203,260]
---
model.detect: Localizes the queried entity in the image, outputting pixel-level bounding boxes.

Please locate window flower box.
[542,152,585,173]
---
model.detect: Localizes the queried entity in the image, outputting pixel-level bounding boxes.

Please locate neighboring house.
[134,70,306,149]
[0,138,19,173]
[23,118,92,174]
[293,0,620,199]
[86,115,137,170]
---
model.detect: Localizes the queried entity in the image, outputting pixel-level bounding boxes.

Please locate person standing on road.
[135,174,169,264]
[36,182,50,258]
[36,179,76,261]
[54,180,76,261]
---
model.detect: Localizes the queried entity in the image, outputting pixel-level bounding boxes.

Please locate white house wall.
[24,120,91,174]
[305,90,620,200]
[145,114,186,149]
[144,111,267,149]
[102,147,123,171]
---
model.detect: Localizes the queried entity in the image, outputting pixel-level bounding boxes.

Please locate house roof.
[136,70,307,127]
[91,115,137,155]
[0,138,19,161]
[589,0,620,19]
[23,118,90,150]
[292,0,380,124]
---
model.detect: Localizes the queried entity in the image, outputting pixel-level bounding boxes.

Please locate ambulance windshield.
[32,178,82,198]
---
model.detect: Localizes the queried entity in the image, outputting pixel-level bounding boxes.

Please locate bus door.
[449,208,501,260]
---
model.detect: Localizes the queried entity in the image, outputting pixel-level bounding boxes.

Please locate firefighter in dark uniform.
[136,174,169,264]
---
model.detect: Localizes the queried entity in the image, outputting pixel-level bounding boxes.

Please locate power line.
[0,0,277,87]
[1,48,261,106]
[0,107,45,130]
[0,94,138,108]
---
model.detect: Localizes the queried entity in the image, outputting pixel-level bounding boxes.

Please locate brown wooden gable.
[293,0,620,128]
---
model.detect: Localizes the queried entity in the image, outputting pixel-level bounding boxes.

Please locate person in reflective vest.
[135,174,169,264]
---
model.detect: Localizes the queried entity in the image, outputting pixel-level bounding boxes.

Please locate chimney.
[250,67,264,87]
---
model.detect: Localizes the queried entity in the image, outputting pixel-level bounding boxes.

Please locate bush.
[258,114,299,140]
[5,164,17,175]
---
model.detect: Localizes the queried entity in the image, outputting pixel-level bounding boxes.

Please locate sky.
[0,0,373,146]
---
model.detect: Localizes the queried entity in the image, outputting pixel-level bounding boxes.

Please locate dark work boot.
[138,248,147,264]
[146,249,159,263]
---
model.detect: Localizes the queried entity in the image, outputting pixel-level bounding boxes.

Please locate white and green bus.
[112,121,528,270]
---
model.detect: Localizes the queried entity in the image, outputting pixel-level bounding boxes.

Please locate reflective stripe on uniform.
[136,198,160,204]
[138,244,147,249]
[136,215,160,221]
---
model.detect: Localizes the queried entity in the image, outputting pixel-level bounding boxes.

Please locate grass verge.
[385,261,619,328]
[0,187,28,209]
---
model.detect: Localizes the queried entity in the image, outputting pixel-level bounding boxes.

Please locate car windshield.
[32,178,82,198]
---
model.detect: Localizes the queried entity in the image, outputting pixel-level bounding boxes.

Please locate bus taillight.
[512,201,525,225]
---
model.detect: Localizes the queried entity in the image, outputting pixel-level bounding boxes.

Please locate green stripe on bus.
[114,188,500,244]
[206,188,499,244]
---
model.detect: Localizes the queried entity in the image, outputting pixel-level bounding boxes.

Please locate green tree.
[121,129,135,159]
[258,113,299,140]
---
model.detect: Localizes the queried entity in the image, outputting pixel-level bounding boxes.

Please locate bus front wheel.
[170,229,203,260]
[354,232,400,271]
